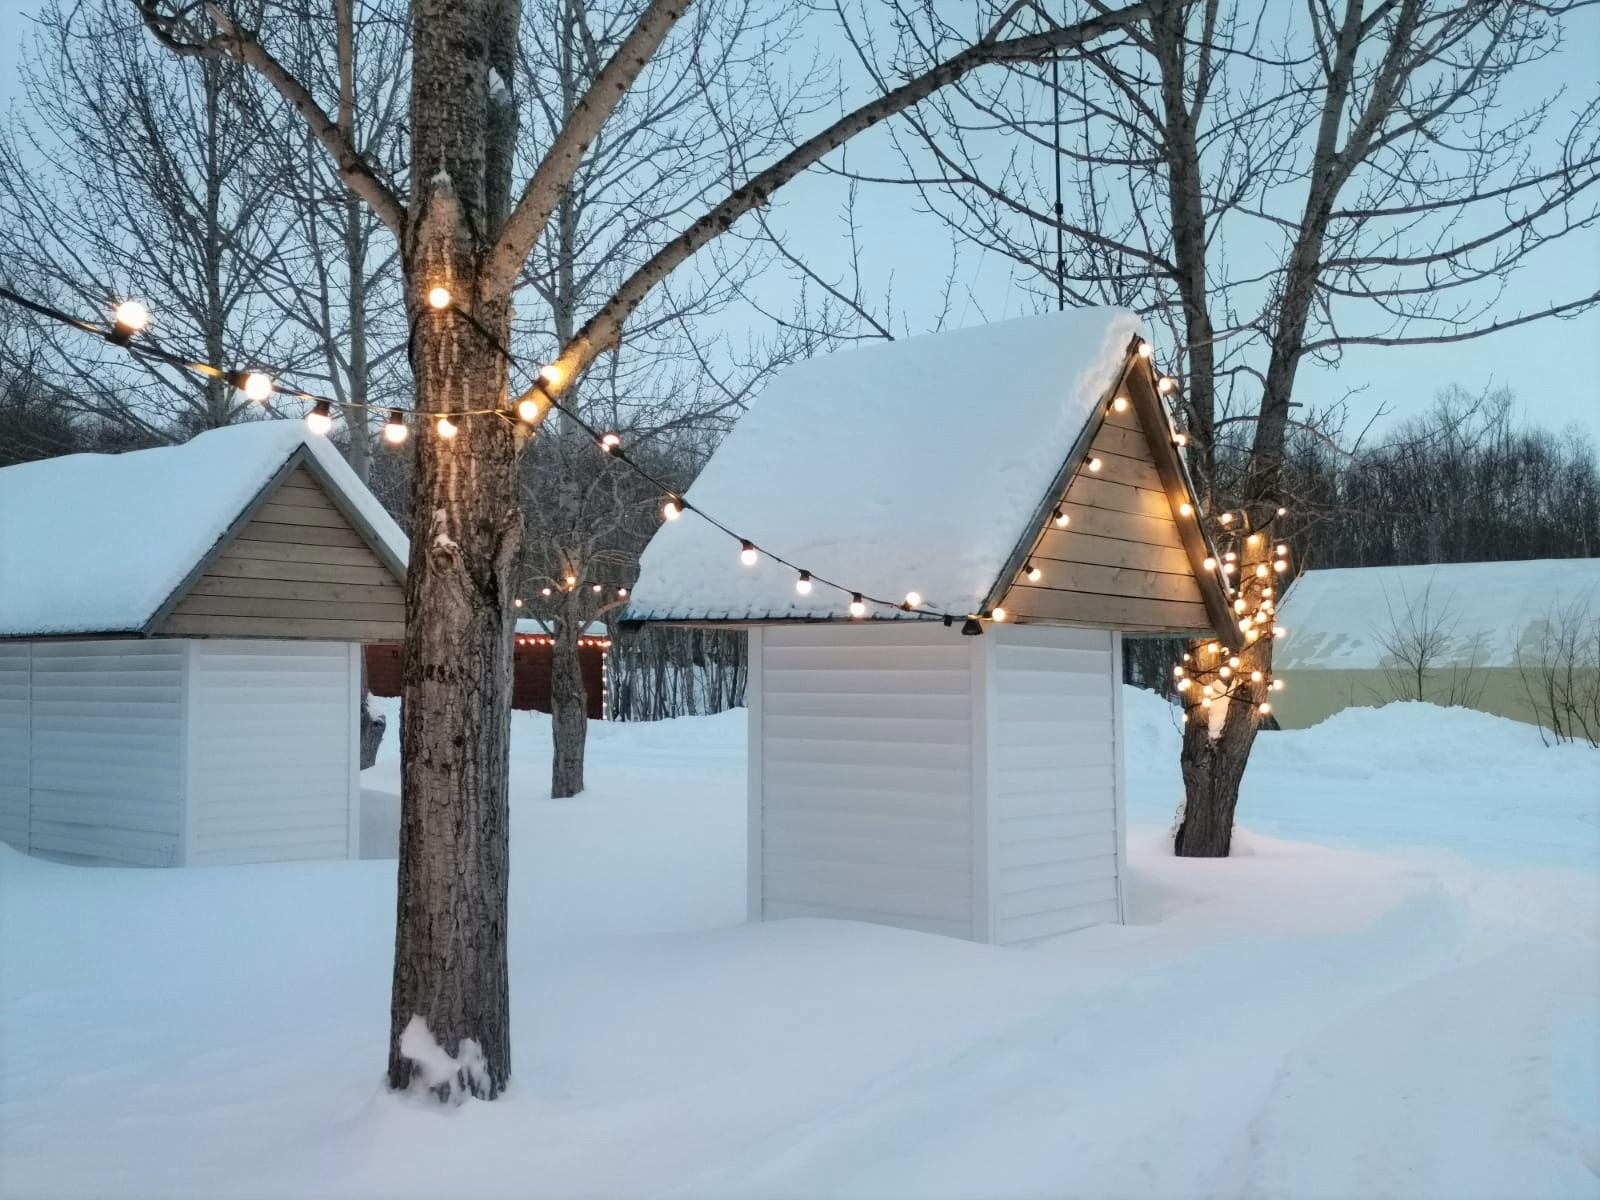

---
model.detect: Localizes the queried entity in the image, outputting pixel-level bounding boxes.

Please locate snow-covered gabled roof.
[628,309,1162,623]
[1276,559,1600,670]
[0,421,408,639]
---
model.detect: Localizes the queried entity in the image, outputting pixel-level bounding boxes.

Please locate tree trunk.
[549,601,588,798]
[1174,688,1259,856]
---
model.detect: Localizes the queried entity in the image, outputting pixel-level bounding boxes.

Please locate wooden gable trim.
[979,355,1132,618]
[140,444,407,637]
[981,338,1235,642]
[141,446,312,635]
[1122,355,1236,642]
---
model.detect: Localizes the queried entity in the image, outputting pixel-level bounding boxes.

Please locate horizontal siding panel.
[765,854,971,901]
[999,855,1120,895]
[763,690,969,722]
[1080,447,1165,492]
[193,816,350,844]
[997,875,1119,919]
[764,714,972,747]
[226,538,392,567]
[993,646,1111,676]
[1000,809,1116,843]
[1000,898,1121,945]
[996,831,1118,868]
[188,575,402,606]
[161,615,404,641]
[761,644,971,672]
[995,780,1116,817]
[1053,503,1185,548]
[208,554,397,587]
[24,795,179,833]
[762,900,972,940]
[764,876,971,923]
[1003,587,1209,631]
[765,735,969,772]
[758,759,971,796]
[170,593,406,622]
[1088,421,1157,460]
[1064,475,1174,521]
[765,806,970,848]
[1032,528,1193,575]
[992,717,1114,749]
[763,625,967,651]
[763,829,970,873]
[29,830,177,867]
[763,669,970,696]
[235,520,366,548]
[250,500,353,529]
[1023,562,1202,605]
[763,782,970,822]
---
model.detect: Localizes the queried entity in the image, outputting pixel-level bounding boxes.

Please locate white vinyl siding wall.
[187,641,358,865]
[0,643,29,849]
[752,624,979,939]
[989,625,1123,944]
[24,641,186,866]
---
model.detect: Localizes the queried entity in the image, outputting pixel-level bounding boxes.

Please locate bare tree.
[861,0,1599,856]
[1517,595,1600,747]
[1371,578,1486,708]
[135,0,1157,1101]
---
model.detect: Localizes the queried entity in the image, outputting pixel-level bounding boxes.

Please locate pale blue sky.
[1,1,1595,445]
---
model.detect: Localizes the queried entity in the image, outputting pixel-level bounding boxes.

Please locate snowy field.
[2,690,1597,1199]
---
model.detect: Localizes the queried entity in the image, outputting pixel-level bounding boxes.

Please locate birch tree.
[136,0,1157,1101]
[860,0,1599,856]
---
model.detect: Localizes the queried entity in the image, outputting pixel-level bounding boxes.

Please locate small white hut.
[0,423,407,867]
[629,309,1232,945]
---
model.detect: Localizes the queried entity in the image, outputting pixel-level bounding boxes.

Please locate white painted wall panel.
[188,640,355,865]
[989,625,1124,945]
[0,643,28,850]
[26,642,185,866]
[755,624,978,938]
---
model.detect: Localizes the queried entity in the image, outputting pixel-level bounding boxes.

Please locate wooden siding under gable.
[1001,399,1212,633]
[155,465,406,642]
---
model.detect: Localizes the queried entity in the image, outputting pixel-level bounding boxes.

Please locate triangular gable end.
[985,343,1235,638]
[146,447,407,642]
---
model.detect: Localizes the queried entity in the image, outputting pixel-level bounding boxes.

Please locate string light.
[1025,562,1042,582]
[1219,512,1234,526]
[600,432,621,452]
[239,371,274,403]
[739,541,758,567]
[436,415,458,439]
[384,409,408,444]
[849,594,866,618]
[905,591,923,608]
[516,395,545,423]
[592,583,602,593]
[990,607,1007,622]
[1174,432,1189,447]
[1111,396,1130,413]
[427,286,451,310]
[1203,556,1217,571]
[539,363,564,387]
[1137,341,1153,358]
[795,571,812,595]
[1054,506,1070,527]
[305,399,332,436]
[541,587,552,596]
[110,300,148,344]
[1251,670,1263,683]
[662,497,684,521]
[514,598,523,608]
[1158,377,1176,395]
[1087,457,1103,472]
[1178,502,1193,517]
[1258,702,1272,715]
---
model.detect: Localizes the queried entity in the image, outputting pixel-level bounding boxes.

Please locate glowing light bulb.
[1111,396,1130,413]
[1202,697,1213,709]
[1178,502,1193,517]
[541,587,552,597]
[1229,656,1240,668]
[516,396,544,423]
[1277,506,1288,517]
[905,591,922,608]
[436,415,458,439]
[1203,556,1217,571]
[849,594,866,619]
[1247,533,1263,546]
[1234,598,1247,613]
[1219,665,1232,679]
[1177,677,1191,691]
[1276,544,1288,556]
[592,583,602,593]
[565,574,577,587]
[1258,702,1271,715]
[1273,679,1285,692]
[739,541,758,567]
[1250,670,1263,683]
[1274,560,1288,573]
[1054,507,1070,528]
[796,571,812,595]
[1206,642,1220,655]
[1223,563,1236,575]
[1174,432,1189,447]
[600,432,621,452]
[514,598,523,608]
[304,400,332,435]
[111,300,149,341]
[1256,563,1269,578]
[1025,563,1042,583]
[662,498,683,521]
[1273,625,1286,639]
[1173,665,1185,677]
[1087,457,1103,472]
[1137,341,1153,359]
[242,372,274,403]
[383,410,408,444]
[1158,376,1176,394]
[1219,512,1234,526]
[991,607,1007,622]
[427,286,451,310]
[539,363,564,387]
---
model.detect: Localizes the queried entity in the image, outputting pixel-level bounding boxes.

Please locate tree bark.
[549,599,588,798]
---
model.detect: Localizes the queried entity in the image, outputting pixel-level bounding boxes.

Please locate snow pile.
[0,421,407,636]
[1276,559,1600,669]
[629,308,1141,621]
[2,690,1597,1197]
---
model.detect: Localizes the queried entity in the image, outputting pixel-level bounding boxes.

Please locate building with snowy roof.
[1272,559,1600,731]
[0,422,408,866]
[629,309,1233,946]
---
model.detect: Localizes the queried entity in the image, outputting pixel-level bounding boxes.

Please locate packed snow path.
[1,692,1596,1198]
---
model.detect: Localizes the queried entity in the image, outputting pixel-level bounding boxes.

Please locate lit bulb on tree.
[1158,376,1176,394]
[241,372,274,403]
[516,396,544,423]
[600,432,621,452]
[427,286,451,310]
[384,410,408,445]
[110,300,149,343]
[436,416,458,439]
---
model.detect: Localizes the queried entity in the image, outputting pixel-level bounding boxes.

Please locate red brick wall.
[364,640,607,720]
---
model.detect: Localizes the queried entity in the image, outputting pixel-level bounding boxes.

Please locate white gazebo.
[629,309,1232,945]
[0,423,407,867]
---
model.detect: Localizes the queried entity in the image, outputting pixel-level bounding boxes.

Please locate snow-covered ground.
[2,691,1596,1198]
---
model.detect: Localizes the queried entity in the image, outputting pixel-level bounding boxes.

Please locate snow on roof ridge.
[0,420,409,638]
[629,307,1143,621]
